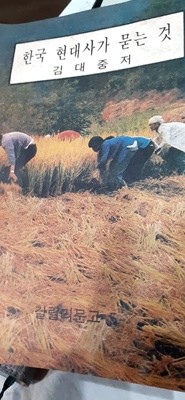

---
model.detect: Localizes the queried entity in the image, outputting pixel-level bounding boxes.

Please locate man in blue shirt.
[88,135,155,190]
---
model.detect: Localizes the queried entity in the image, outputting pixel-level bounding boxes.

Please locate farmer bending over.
[88,136,155,190]
[148,115,185,173]
[0,131,37,183]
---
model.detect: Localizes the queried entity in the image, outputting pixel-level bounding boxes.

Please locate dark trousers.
[0,144,37,183]
[15,144,37,173]
[123,141,155,183]
[162,147,185,174]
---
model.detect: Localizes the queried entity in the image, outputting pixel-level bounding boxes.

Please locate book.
[0,0,185,392]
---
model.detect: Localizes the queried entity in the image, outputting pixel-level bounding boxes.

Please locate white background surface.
[1,1,184,399]
[10,12,184,84]
[1,371,185,400]
[60,0,126,16]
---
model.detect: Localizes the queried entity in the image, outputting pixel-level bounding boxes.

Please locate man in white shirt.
[148,115,185,174]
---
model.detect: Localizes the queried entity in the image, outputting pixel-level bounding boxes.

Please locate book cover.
[0,0,185,392]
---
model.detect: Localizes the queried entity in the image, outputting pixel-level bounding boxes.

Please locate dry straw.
[0,175,185,390]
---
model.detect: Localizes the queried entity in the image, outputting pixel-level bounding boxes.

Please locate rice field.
[0,135,96,196]
[0,127,185,392]
[0,174,185,391]
[0,129,156,197]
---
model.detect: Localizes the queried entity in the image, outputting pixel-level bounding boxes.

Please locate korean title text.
[10,12,184,84]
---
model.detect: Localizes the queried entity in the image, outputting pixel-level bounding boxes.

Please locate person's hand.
[155,144,171,158]
[154,147,162,155]
[9,171,17,182]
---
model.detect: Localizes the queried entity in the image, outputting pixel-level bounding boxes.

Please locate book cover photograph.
[0,0,185,392]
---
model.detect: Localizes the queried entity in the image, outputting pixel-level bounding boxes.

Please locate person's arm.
[154,138,168,153]
[9,165,17,182]
[2,142,17,182]
[151,139,159,149]
[97,142,110,169]
[155,143,171,157]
